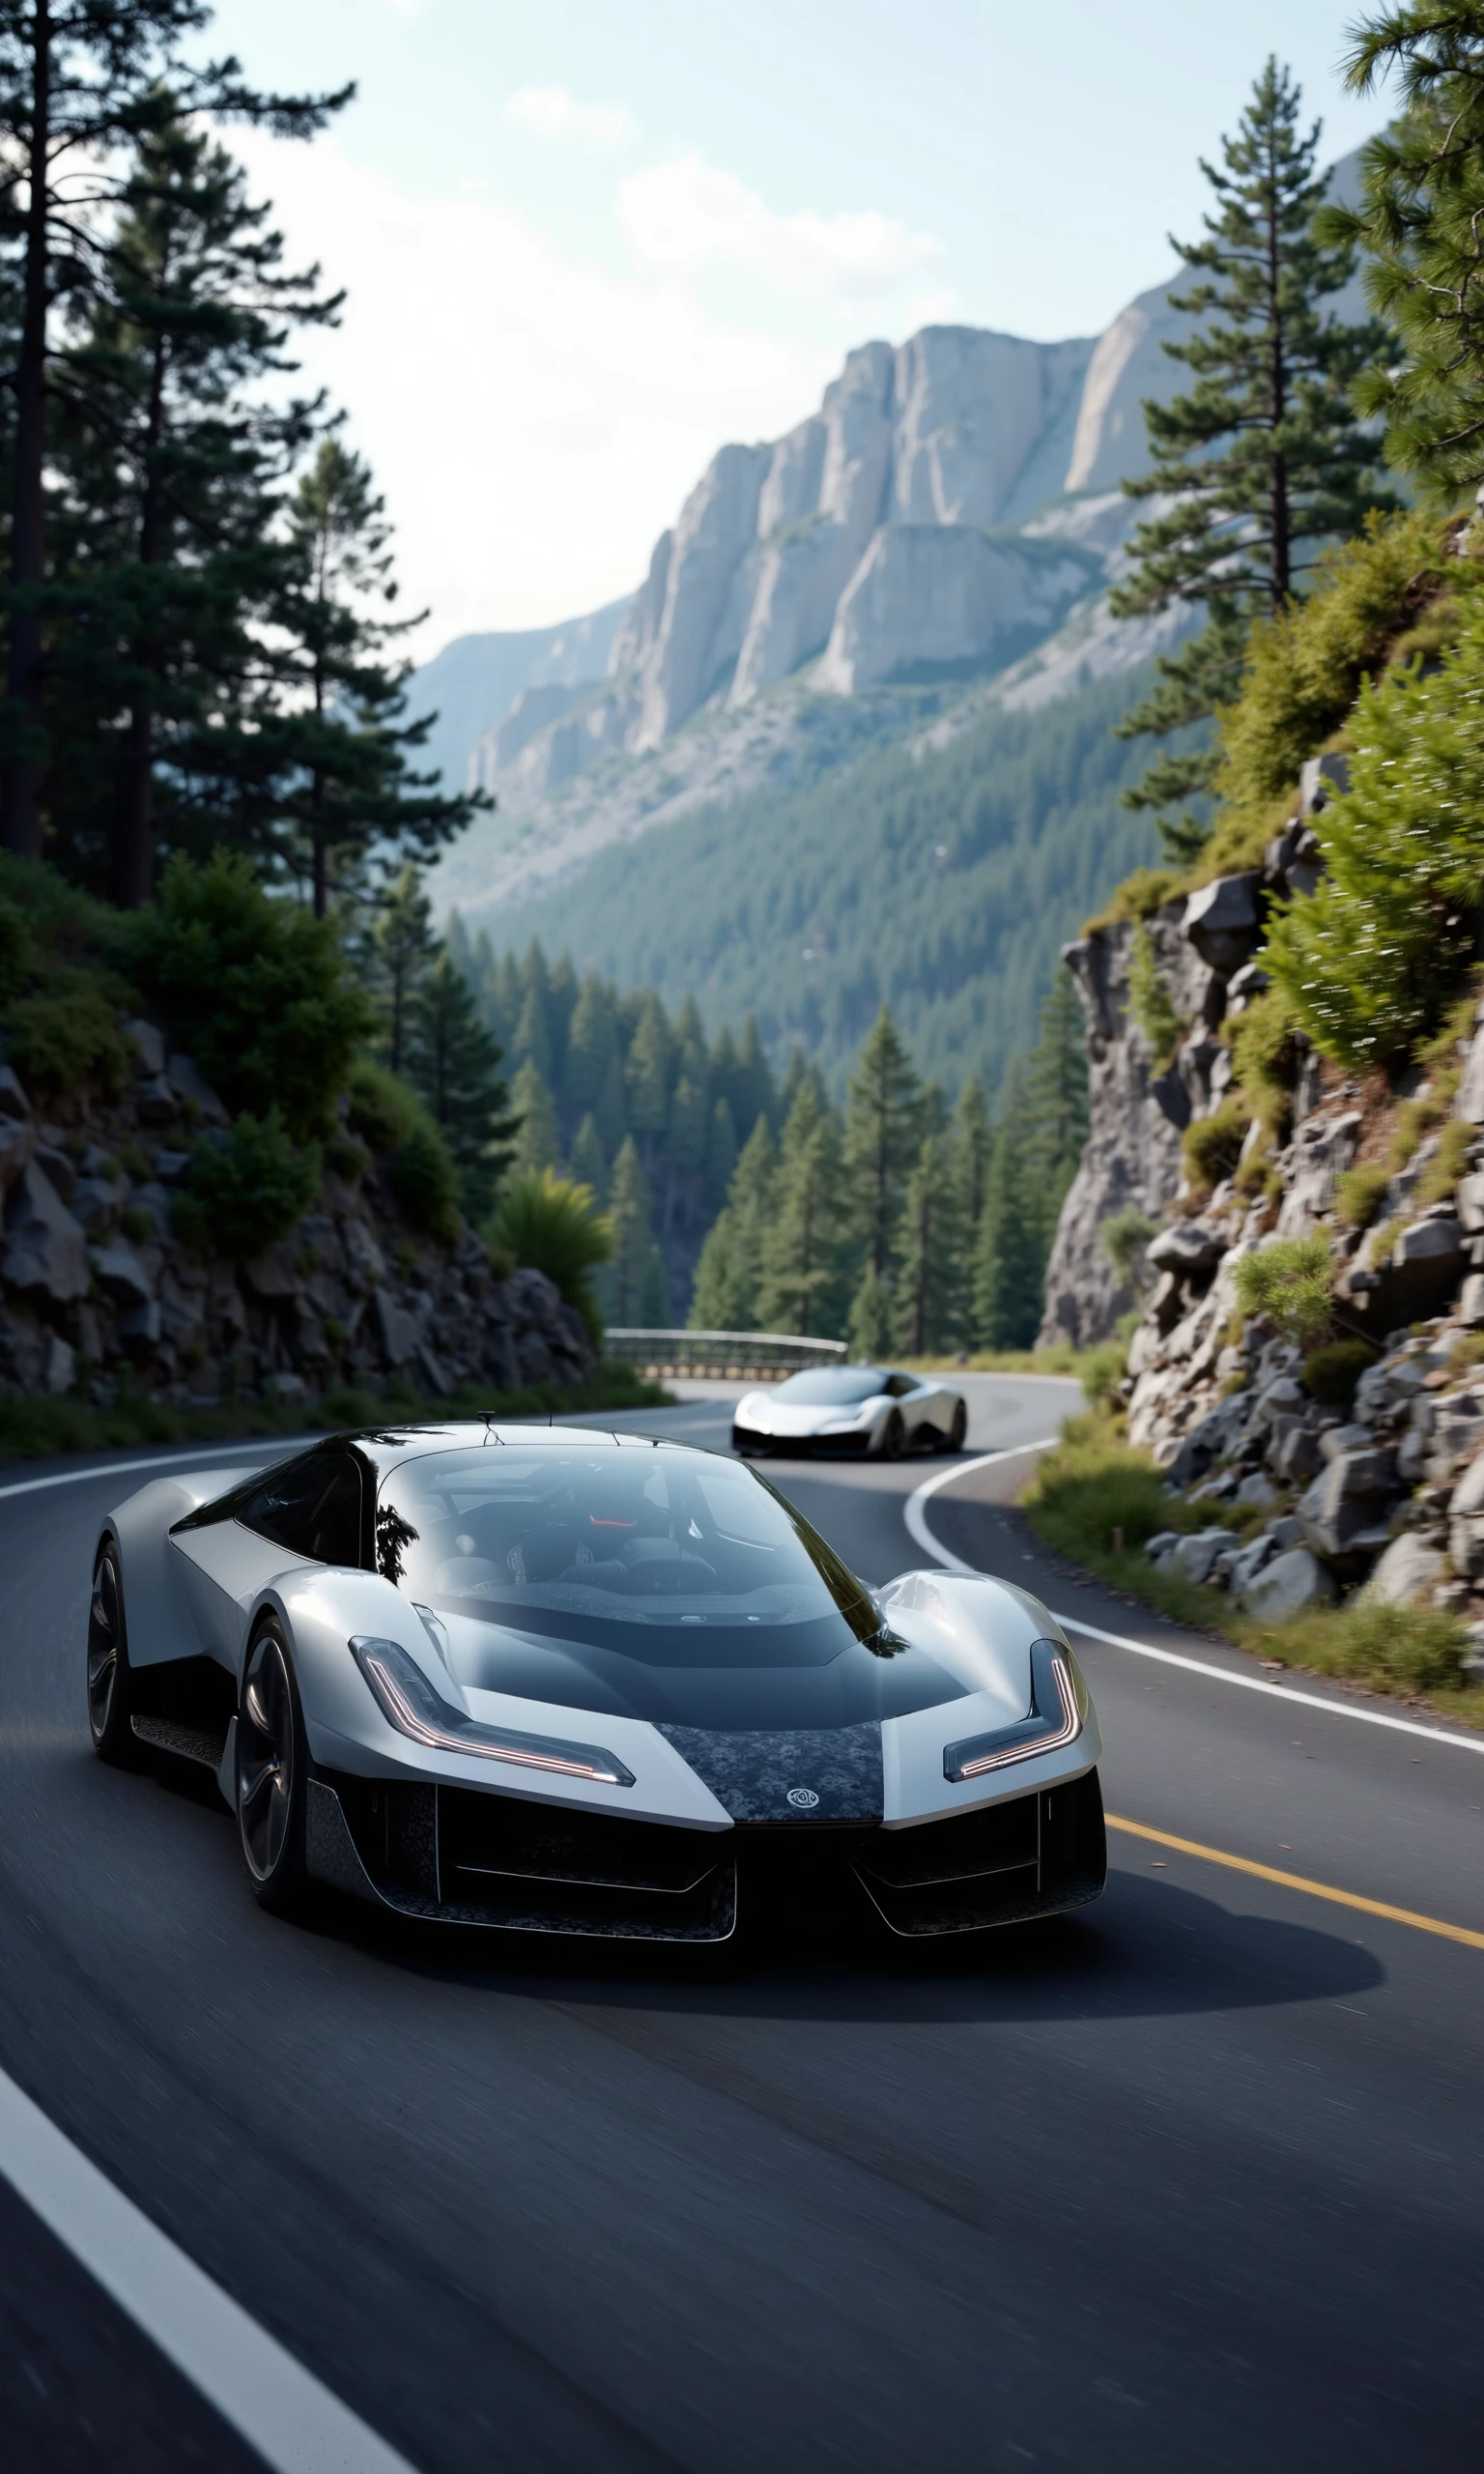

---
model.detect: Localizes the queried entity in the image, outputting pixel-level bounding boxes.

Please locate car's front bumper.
[304,1766,1107,1941]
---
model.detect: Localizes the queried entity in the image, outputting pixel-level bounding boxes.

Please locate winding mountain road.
[2,1374,1481,2471]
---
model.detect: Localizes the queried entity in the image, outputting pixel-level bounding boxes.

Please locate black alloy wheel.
[236,1622,307,1912]
[949,1398,968,1453]
[879,1408,905,1461]
[86,1540,140,1765]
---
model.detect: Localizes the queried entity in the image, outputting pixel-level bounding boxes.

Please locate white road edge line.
[904,1445,1484,1759]
[0,1435,321,1506]
[0,2063,416,2474]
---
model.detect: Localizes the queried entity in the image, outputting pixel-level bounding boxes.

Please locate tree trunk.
[3,2,51,858]
[1266,154,1290,607]
[116,315,171,907]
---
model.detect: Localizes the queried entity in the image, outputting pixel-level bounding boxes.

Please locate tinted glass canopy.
[772,1368,894,1405]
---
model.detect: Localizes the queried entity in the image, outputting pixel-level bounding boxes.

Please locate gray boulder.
[1169,1527,1240,1585]
[2,1162,89,1302]
[1360,1532,1445,1609]
[122,1017,165,1077]
[371,1287,418,1367]
[0,1111,35,1197]
[1229,1532,1279,1594]
[91,1242,154,1308]
[1297,1450,1400,1559]
[1183,873,1263,975]
[1146,1221,1226,1278]
[0,1062,32,1118]
[1319,1423,1371,1462]
[1241,1546,1337,1619]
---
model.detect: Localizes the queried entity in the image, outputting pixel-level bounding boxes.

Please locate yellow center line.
[1106,1814,1484,1951]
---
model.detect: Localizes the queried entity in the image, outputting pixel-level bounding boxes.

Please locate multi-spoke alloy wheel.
[86,1541,139,1765]
[236,1625,306,1911]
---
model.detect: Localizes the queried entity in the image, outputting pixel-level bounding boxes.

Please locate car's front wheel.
[86,1539,142,1766]
[236,1620,308,1913]
[877,1409,905,1460]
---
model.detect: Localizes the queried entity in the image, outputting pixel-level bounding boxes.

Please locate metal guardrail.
[604,1329,849,1379]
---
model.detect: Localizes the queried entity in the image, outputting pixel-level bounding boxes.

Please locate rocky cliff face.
[1041,780,1484,1648]
[0,1023,593,1411]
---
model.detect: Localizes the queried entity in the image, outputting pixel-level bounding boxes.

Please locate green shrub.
[488,1169,614,1343]
[1080,1339,1127,1409]
[1264,577,1484,1071]
[1182,1096,1250,1192]
[325,1133,371,1183]
[1335,1161,1390,1228]
[346,1057,417,1156]
[1213,509,1451,827]
[1127,921,1183,1058]
[0,897,31,1000]
[1300,1338,1374,1407]
[1228,985,1298,1139]
[1267,1602,1466,1697]
[1417,1117,1472,1207]
[1234,1236,1334,1347]
[172,1110,321,1259]
[1100,1204,1157,1293]
[3,968,129,1093]
[119,1206,154,1246]
[1083,869,1181,932]
[126,852,373,1139]
[390,1117,461,1245]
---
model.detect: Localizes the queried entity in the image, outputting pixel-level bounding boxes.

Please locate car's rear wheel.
[878,1408,905,1460]
[86,1539,142,1766]
[237,1621,308,1913]
[948,1398,967,1453]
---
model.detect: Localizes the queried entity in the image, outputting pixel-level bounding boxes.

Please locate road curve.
[1,1374,1482,2472]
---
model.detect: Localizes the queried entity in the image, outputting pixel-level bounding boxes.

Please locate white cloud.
[616,153,943,300]
[230,132,840,650]
[505,85,638,150]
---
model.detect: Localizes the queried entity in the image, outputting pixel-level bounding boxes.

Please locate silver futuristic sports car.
[87,1424,1104,1941]
[731,1366,968,1458]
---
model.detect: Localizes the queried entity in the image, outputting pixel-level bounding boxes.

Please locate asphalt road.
[2,1372,1483,2472]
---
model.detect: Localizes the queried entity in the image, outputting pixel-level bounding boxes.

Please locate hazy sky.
[202,0,1388,654]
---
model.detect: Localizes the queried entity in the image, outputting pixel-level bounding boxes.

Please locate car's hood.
[425,1568,1051,1736]
[737,1392,882,1435]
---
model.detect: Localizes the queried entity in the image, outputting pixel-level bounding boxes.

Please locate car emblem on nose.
[786,1787,819,1810]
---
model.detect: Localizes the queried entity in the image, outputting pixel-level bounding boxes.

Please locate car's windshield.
[773,1368,889,1405]
[375,1444,878,1665]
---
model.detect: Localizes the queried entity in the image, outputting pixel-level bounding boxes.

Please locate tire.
[86,1539,142,1766]
[236,1620,308,1913]
[878,1409,905,1461]
[948,1398,968,1453]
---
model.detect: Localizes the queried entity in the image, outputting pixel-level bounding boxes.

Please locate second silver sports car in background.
[731,1366,968,1459]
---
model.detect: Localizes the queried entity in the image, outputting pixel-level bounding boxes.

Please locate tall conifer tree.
[843,1005,921,1282]
[0,2,349,859]
[1111,56,1392,861]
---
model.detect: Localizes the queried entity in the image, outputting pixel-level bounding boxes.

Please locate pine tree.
[1110,57,1393,861]
[625,991,671,1151]
[509,1059,558,1177]
[562,973,616,1123]
[605,1135,652,1325]
[843,1004,922,1280]
[893,1136,965,1356]
[638,1241,671,1329]
[1332,10,1484,499]
[846,1265,894,1361]
[0,5,349,859]
[269,436,480,914]
[45,105,339,902]
[404,950,517,1219]
[365,863,437,1073]
[706,1096,738,1209]
[689,1115,775,1330]
[951,1076,993,1235]
[973,1073,1046,1350]
[568,1111,609,1202]
[756,1082,845,1337]
[1023,967,1090,1232]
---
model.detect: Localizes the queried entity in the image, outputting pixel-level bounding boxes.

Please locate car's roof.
[316,1421,689,1484]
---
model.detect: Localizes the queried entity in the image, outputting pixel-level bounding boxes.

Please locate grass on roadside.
[0,1359,671,1468]
[900,1344,1103,1380]
[1021,1409,1484,1726]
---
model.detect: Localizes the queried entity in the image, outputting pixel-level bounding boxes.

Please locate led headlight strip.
[942,1638,1083,1783]
[350,1635,636,1787]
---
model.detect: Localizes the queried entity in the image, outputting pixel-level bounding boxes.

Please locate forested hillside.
[487,665,1170,1096]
